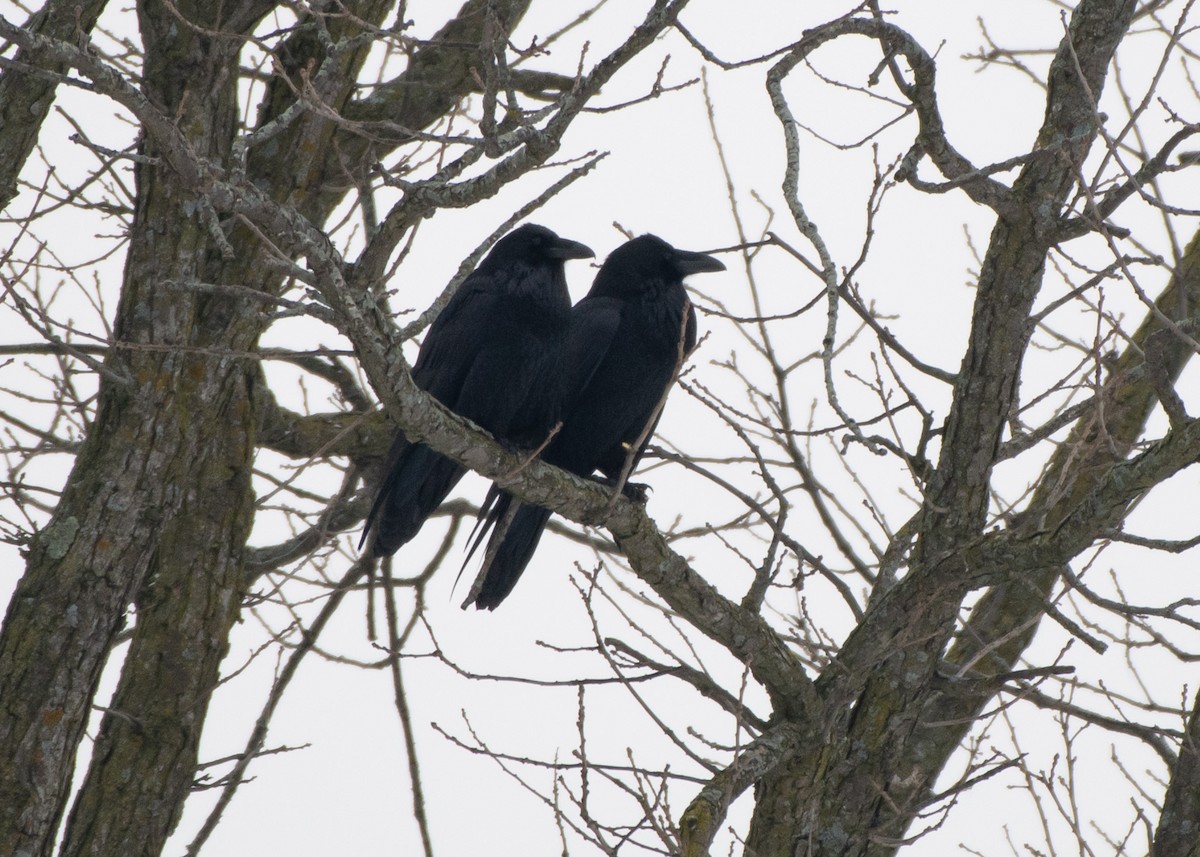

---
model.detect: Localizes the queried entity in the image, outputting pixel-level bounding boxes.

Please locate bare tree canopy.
[0,1,1198,856]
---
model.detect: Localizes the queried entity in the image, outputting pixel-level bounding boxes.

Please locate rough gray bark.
[1154,689,1200,857]
[0,1,272,851]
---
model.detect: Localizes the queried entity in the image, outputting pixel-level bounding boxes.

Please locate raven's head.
[491,223,595,266]
[591,234,725,298]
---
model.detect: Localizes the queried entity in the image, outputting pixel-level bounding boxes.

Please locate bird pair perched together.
[360,224,725,609]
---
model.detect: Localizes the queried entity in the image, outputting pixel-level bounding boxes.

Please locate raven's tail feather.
[452,485,510,598]
[363,443,466,557]
[462,484,509,567]
[462,500,553,610]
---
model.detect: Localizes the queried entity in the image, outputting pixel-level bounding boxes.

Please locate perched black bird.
[361,223,594,557]
[463,234,725,609]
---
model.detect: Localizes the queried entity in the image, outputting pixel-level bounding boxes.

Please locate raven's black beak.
[547,237,596,261]
[675,248,726,276]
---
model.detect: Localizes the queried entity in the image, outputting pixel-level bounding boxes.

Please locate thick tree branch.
[0,0,110,210]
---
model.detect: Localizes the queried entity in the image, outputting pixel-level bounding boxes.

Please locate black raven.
[463,234,725,609]
[361,223,594,557]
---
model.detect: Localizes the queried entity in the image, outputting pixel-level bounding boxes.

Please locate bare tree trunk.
[896,225,1200,830]
[0,3,267,852]
[743,1,1141,853]
[0,1,542,853]
[1153,689,1200,857]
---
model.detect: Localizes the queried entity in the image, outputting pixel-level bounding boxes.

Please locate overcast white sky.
[2,1,1198,855]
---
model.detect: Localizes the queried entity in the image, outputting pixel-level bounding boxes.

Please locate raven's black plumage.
[361,223,593,557]
[464,234,725,609]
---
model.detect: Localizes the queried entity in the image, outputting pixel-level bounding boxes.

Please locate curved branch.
[767,17,1017,214]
